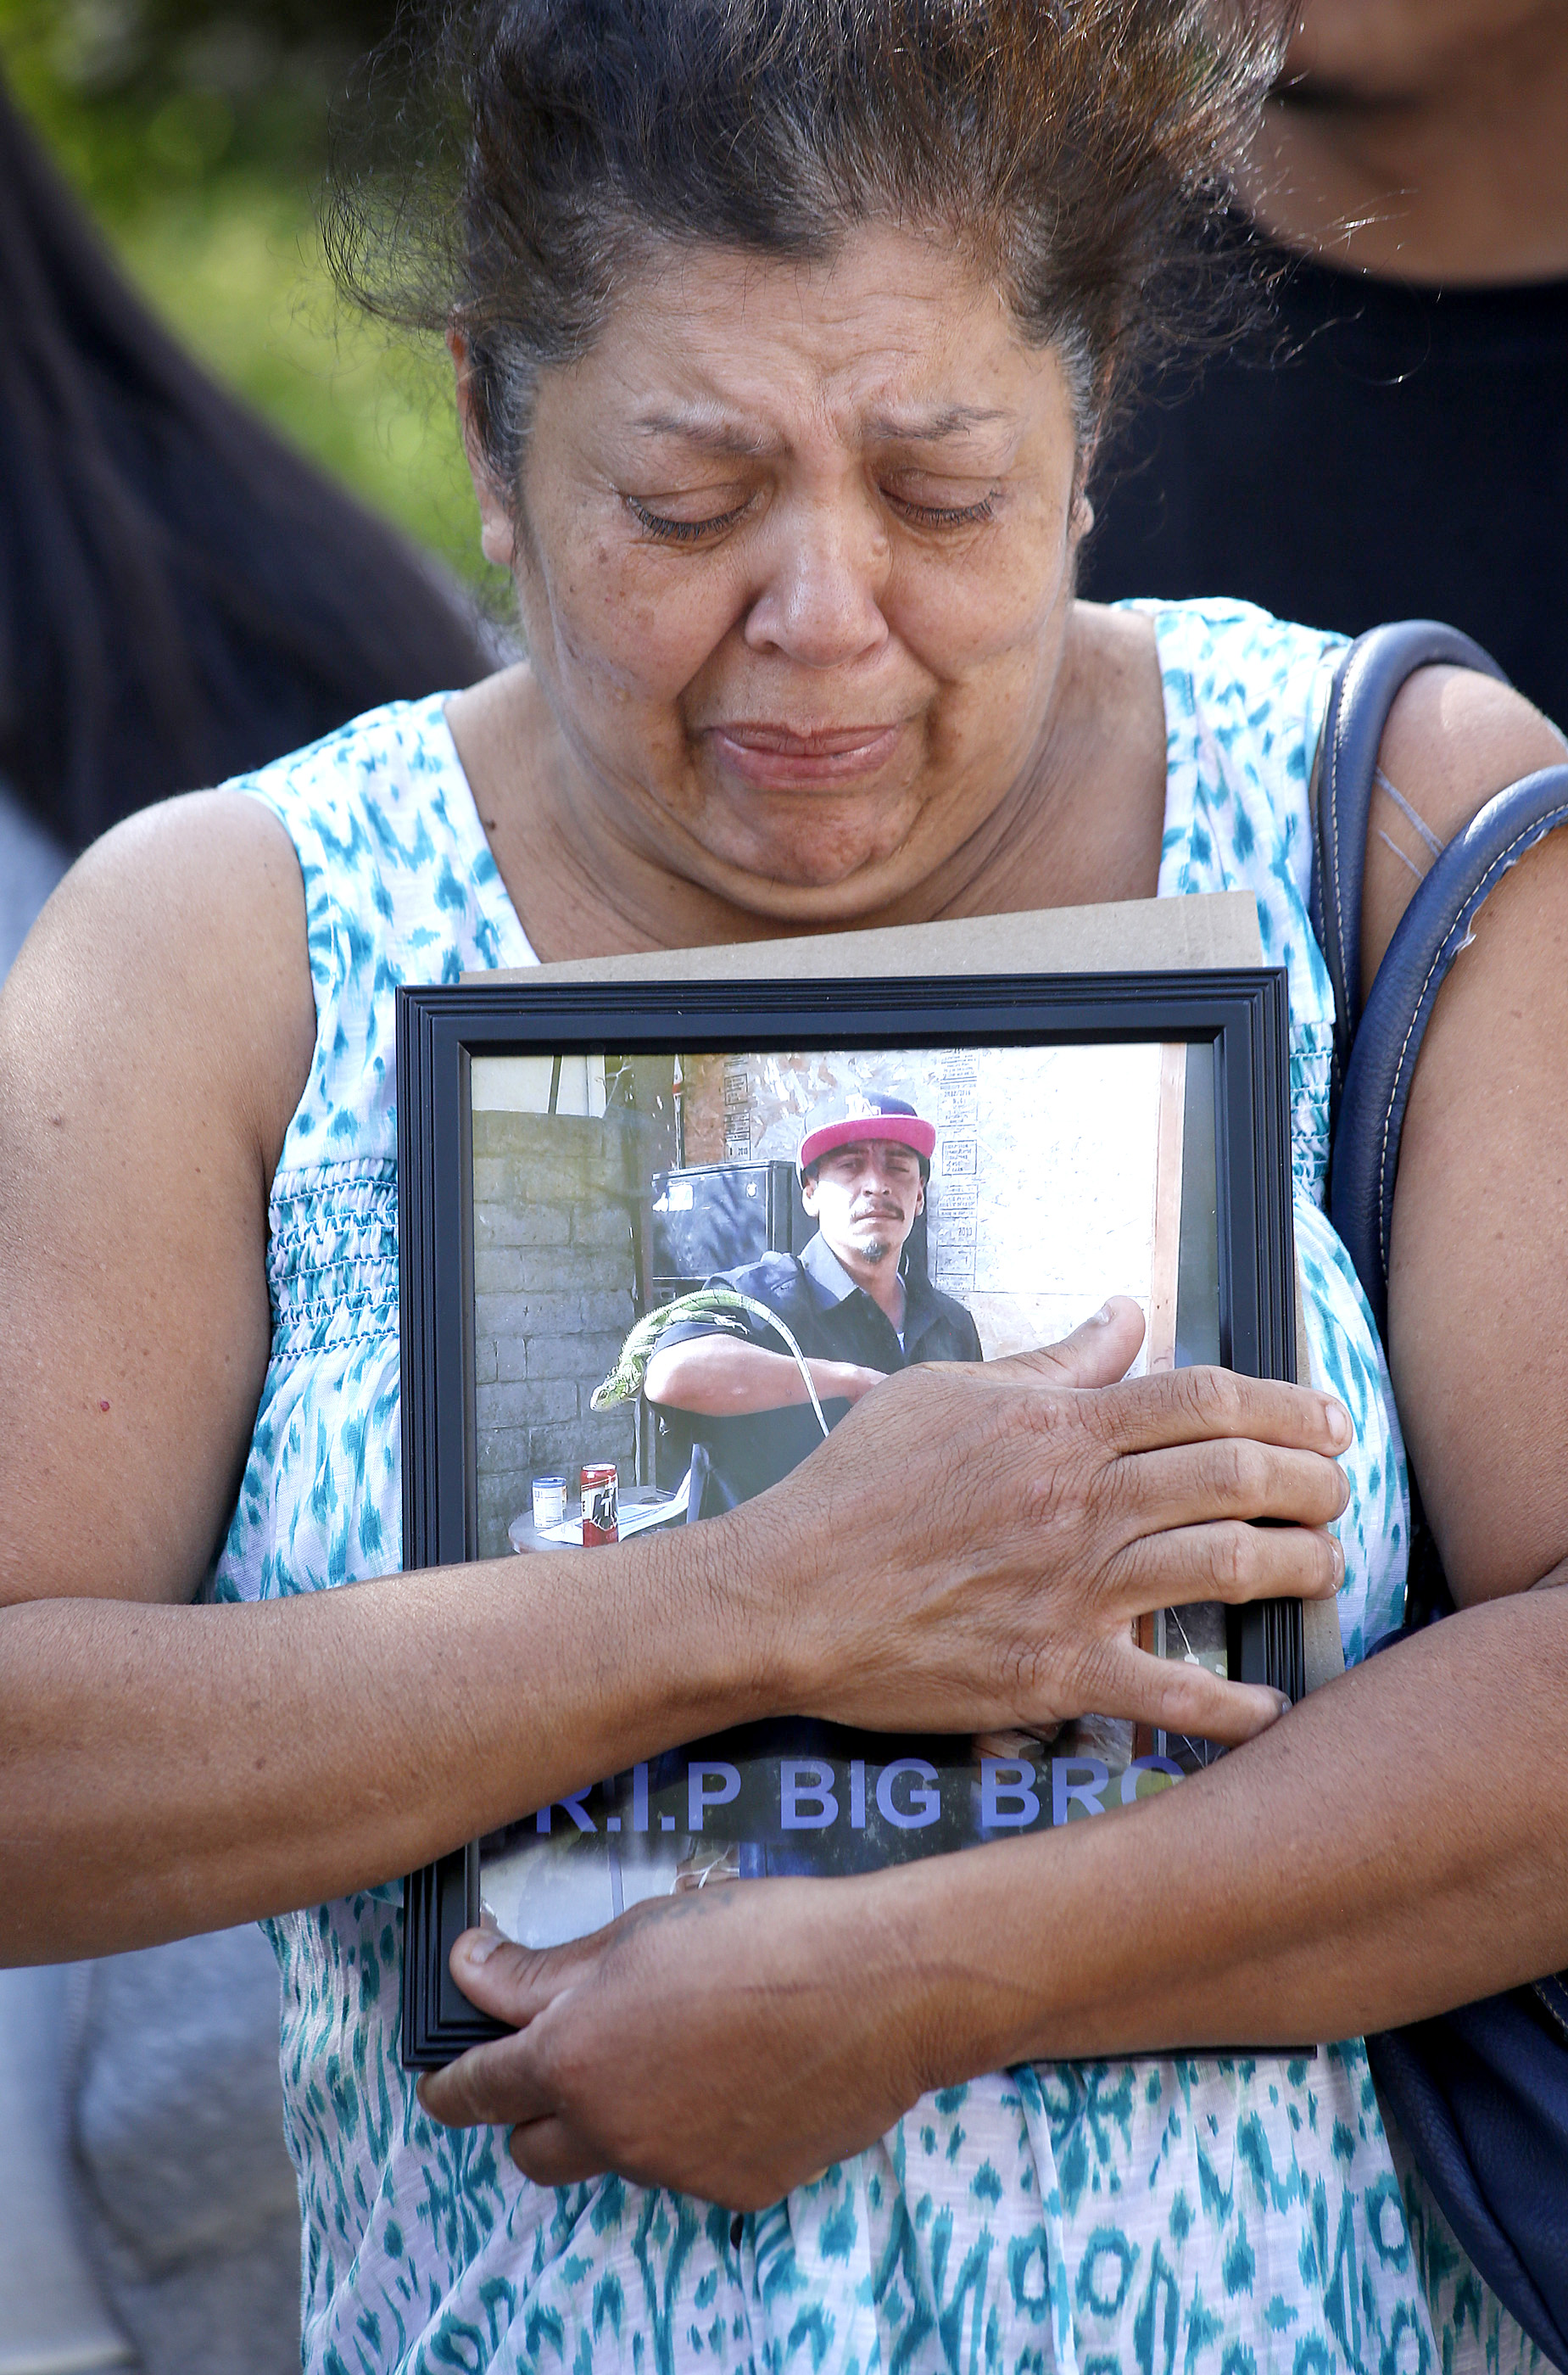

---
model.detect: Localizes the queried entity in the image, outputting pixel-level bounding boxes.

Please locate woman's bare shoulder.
[1373,674,1568,1605]
[0,791,316,1609]
[1364,669,1568,981]
[4,789,315,1178]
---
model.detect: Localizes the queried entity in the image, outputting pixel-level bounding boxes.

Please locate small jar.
[531,1474,567,1530]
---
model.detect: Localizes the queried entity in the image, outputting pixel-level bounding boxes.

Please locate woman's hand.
[419,1594,1568,2201]
[739,1296,1348,1748]
[418,1884,931,2208]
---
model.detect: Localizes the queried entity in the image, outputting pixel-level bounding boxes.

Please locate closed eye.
[886,489,997,529]
[624,484,1000,543]
[625,495,753,544]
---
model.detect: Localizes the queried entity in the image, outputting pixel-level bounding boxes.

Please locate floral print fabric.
[210,602,1533,2375]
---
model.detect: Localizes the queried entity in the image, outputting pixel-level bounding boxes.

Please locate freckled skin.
[449,226,1140,951]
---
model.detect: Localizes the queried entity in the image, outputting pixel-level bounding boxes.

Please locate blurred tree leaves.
[1,0,393,197]
[0,0,501,597]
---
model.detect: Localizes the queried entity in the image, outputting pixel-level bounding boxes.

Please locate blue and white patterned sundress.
[215,599,1538,2375]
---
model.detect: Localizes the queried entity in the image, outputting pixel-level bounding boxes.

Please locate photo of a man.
[644,1090,984,1509]
[466,1031,1214,1944]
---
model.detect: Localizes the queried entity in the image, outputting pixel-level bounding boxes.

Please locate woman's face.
[472,225,1090,921]
[1282,0,1566,93]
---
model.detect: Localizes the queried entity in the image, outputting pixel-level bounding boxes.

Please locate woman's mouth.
[706,722,904,791]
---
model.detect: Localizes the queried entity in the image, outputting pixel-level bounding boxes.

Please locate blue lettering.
[981,1759,1041,1827]
[876,1758,940,1830]
[535,1789,595,1835]
[689,1762,741,1830]
[781,1759,839,1830]
[1052,1758,1108,1823]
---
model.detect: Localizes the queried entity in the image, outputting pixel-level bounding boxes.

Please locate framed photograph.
[399,970,1300,2066]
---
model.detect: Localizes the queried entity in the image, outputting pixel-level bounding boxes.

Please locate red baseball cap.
[797,1091,936,1177]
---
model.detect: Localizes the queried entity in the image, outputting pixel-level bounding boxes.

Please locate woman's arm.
[644,1337,885,1413]
[423,1587,1568,2209]
[0,799,1350,1960]
[0,799,784,1951]
[1360,668,1568,1602]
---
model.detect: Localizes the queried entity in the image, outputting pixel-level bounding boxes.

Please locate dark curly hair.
[327,0,1287,501]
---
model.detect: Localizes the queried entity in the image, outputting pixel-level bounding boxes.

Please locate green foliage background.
[0,0,501,598]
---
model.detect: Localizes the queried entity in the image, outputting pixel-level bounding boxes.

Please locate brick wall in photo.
[471,1109,647,1561]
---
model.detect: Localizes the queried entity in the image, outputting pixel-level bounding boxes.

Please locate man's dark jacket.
[653,1229,983,1511]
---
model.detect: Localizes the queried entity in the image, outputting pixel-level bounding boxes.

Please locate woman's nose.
[742,495,890,668]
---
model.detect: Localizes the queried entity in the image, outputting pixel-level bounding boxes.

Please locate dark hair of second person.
[0,75,493,856]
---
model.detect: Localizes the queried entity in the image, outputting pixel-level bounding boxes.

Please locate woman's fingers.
[1119,1650,1291,1747]
[418,1932,582,2129]
[417,1882,935,2209]
[509,2114,606,2187]
[1111,1517,1344,1608]
[1059,1623,1294,1746]
[1087,1362,1353,1461]
[1111,1438,1350,1542]
[420,2025,555,2132]
[742,1323,1355,1741]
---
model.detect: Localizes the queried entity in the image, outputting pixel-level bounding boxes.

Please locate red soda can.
[581,1463,619,1545]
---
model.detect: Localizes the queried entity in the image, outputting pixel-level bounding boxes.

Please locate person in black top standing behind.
[1080,0,1568,732]
[644,1092,983,1511]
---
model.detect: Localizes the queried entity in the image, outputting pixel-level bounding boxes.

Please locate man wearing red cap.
[644,1090,983,1509]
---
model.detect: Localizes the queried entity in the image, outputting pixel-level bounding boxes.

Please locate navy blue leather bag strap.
[1311,623,1568,2369]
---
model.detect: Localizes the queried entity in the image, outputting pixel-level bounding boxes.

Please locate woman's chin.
[683,794,930,913]
[703,837,921,919]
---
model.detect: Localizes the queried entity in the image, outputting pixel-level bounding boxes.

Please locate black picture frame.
[399,969,1299,2068]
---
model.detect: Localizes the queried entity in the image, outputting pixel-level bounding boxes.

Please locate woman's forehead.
[565,225,1070,450]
